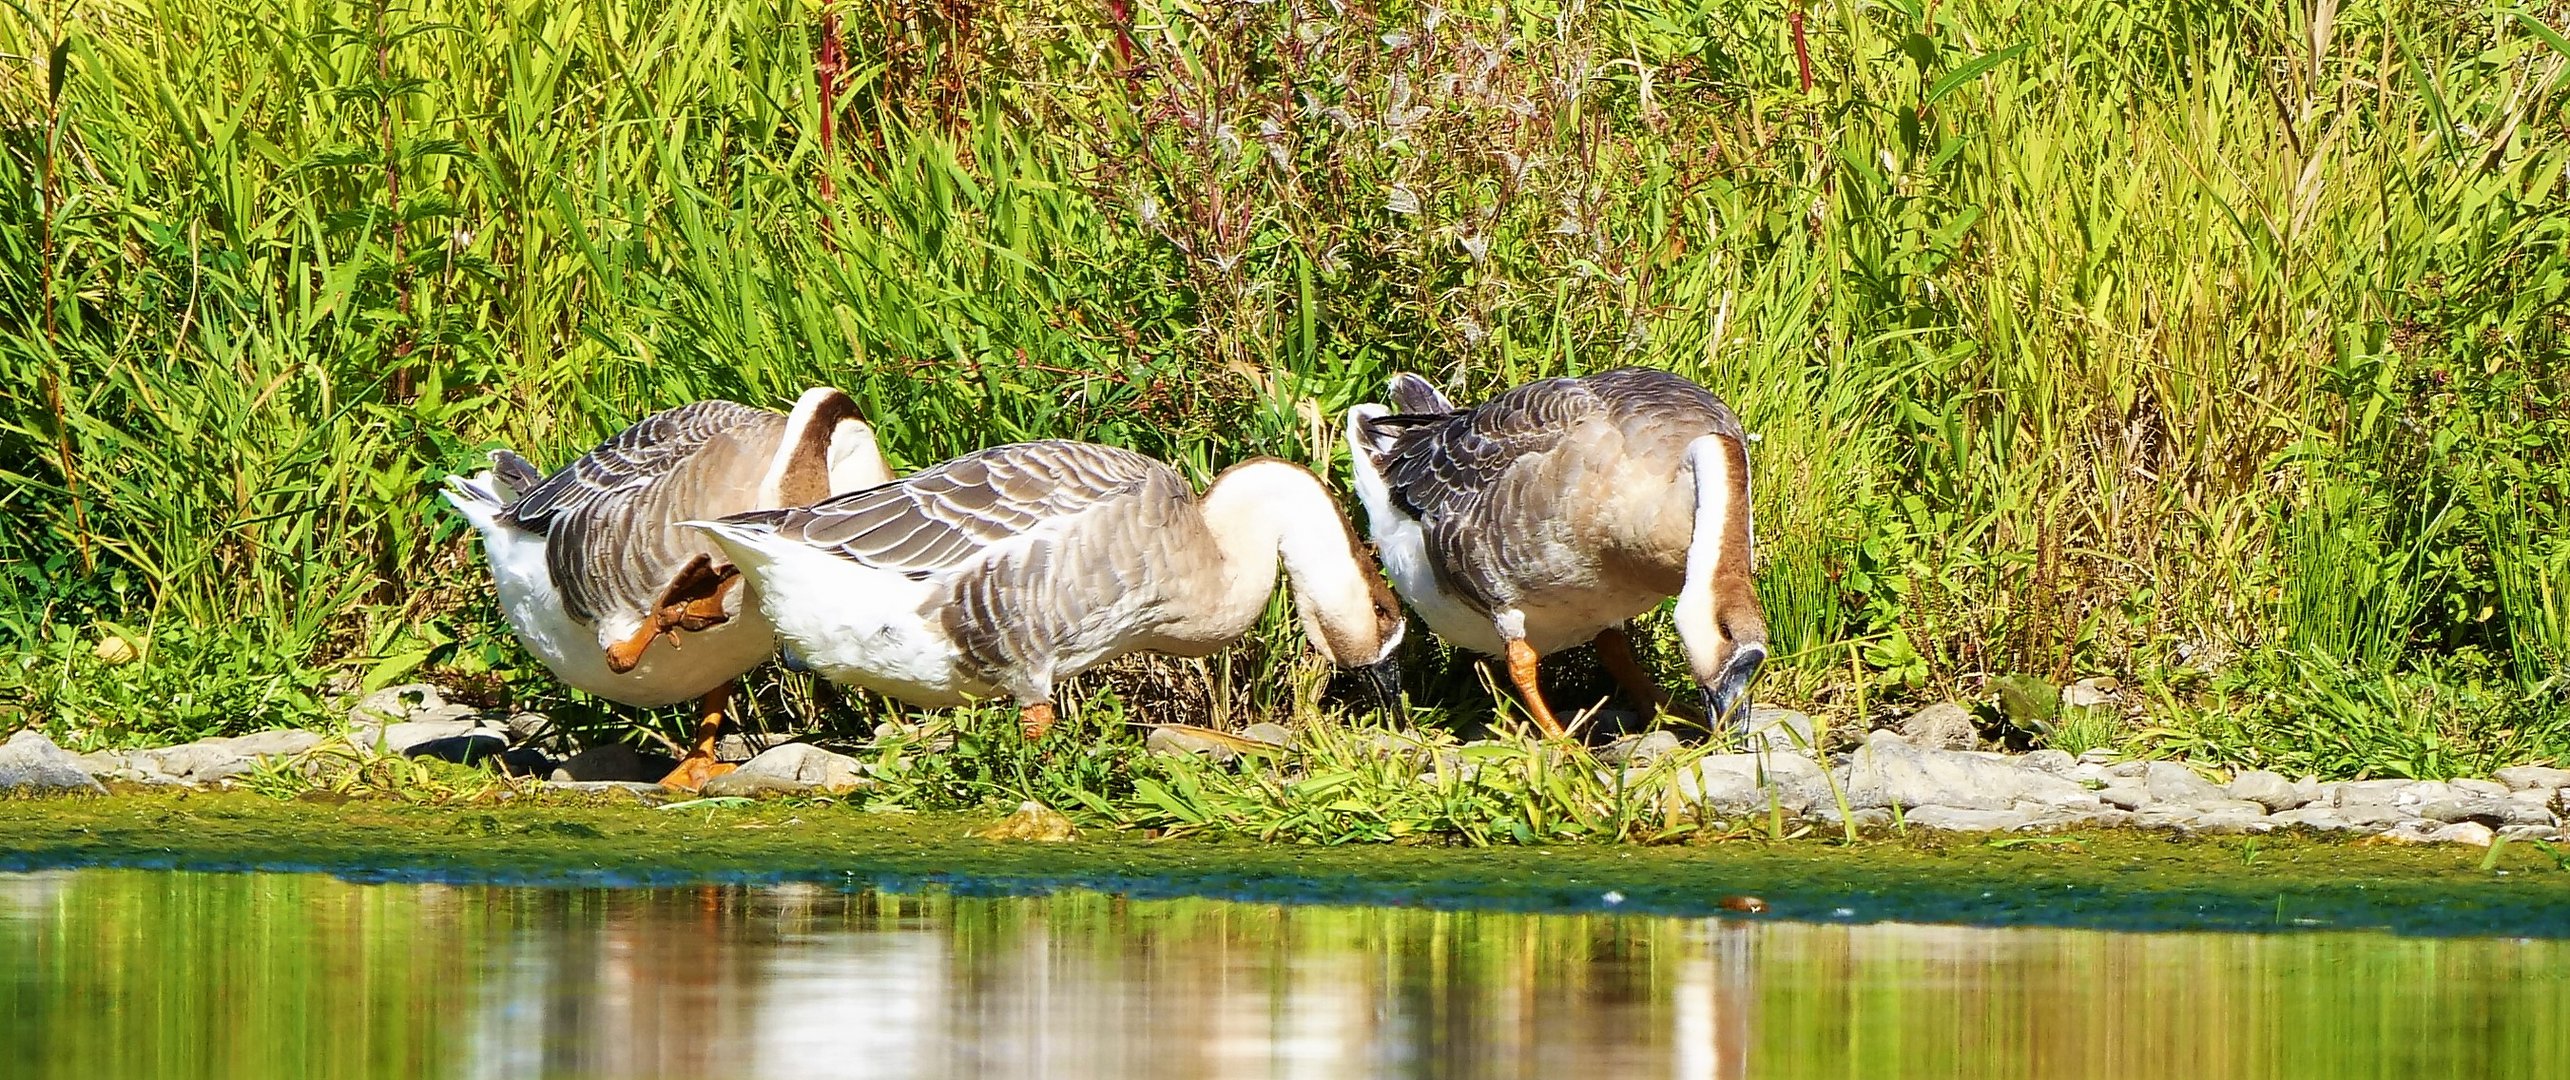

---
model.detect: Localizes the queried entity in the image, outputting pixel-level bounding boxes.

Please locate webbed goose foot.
[657,687,739,792]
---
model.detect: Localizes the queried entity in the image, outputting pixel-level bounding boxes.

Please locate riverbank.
[4,791,2569,937]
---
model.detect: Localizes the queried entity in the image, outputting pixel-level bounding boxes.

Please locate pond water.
[2,868,2563,1079]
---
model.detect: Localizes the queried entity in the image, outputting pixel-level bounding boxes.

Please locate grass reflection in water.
[1,869,2562,1080]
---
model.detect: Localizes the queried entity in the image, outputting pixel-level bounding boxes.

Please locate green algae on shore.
[4,792,2567,937]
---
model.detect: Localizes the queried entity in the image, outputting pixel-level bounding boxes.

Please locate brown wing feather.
[500,400,786,624]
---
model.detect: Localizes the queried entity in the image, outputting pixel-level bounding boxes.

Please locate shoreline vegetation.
[8,791,2570,937]
[5,0,2569,846]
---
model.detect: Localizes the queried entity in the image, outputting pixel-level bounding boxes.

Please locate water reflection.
[2,869,2565,1079]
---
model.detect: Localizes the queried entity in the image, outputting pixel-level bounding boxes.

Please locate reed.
[2,0,2565,782]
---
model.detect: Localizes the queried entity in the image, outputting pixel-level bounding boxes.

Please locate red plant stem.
[1790,8,1813,93]
[818,9,842,202]
[1105,0,1134,78]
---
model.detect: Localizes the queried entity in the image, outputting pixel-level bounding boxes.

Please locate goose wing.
[499,400,784,624]
[731,440,1173,579]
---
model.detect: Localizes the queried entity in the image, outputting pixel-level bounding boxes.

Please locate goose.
[686,439,1406,738]
[440,387,892,789]
[1344,368,1769,739]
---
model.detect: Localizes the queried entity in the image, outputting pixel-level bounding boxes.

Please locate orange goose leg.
[658,686,739,792]
[1504,639,1569,740]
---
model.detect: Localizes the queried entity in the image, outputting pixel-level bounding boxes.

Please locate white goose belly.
[736,542,992,707]
[480,524,772,707]
[1373,512,1665,658]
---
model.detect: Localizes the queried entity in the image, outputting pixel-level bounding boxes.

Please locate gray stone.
[0,731,105,794]
[1686,751,1831,815]
[2099,782,2152,811]
[1808,805,1897,832]
[2145,762,2225,804]
[2381,820,2495,846]
[1597,730,1684,767]
[2187,811,2277,835]
[1839,730,2092,812]
[2333,779,2413,806]
[541,780,671,803]
[2131,807,2204,830]
[551,744,672,783]
[2019,749,2077,775]
[698,743,868,797]
[1901,805,2042,832]
[362,719,498,755]
[207,730,323,758]
[1239,722,1293,748]
[2495,766,2570,791]
[1145,727,1238,763]
[1739,707,1817,754]
[2499,824,2561,843]
[1899,703,1978,751]
[2227,769,2311,812]
[2271,806,2366,831]
[2077,748,2122,765]
[2105,760,2149,779]
[2398,780,2460,806]
[2060,679,2116,709]
[145,742,255,783]
[2505,790,2559,826]
[2417,796,2509,827]
[2189,798,2272,818]
[2451,778,2511,798]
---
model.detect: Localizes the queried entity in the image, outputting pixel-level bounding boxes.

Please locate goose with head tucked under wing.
[688,439,1406,739]
[1345,367,1769,739]
[441,387,892,789]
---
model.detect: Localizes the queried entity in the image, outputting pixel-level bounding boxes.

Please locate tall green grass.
[3,0,2566,777]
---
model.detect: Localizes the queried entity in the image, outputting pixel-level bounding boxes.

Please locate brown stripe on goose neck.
[773,390,863,508]
[1709,431,1767,643]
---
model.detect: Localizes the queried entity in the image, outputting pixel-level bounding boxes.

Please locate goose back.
[720,440,1214,699]
[1358,367,1749,621]
[500,400,789,628]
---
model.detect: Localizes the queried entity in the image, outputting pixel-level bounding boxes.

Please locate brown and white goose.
[441,387,891,789]
[688,439,1406,738]
[1344,368,1769,738]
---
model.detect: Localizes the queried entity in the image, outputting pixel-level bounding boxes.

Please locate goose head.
[759,386,891,507]
[1203,458,1409,706]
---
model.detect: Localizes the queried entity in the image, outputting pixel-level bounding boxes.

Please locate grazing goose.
[441,387,892,789]
[687,439,1406,738]
[1345,368,1769,738]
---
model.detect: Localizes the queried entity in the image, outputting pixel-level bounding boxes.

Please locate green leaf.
[2512,13,2570,59]
[1925,43,2030,106]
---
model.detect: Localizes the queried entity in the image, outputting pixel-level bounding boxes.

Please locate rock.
[0,731,106,794]
[699,743,869,797]
[2417,796,2509,827]
[1808,805,1897,832]
[2099,782,2152,811]
[2145,762,2225,804]
[2505,790,2559,826]
[2060,679,2116,709]
[974,800,1077,842]
[2499,824,2561,843]
[145,742,256,784]
[491,747,557,777]
[2019,749,2077,775]
[350,683,446,723]
[207,730,323,758]
[1739,707,1816,754]
[2227,769,2310,812]
[2272,806,2365,831]
[1145,726,1238,764]
[502,712,558,747]
[2190,798,2271,817]
[2077,748,2121,765]
[551,744,674,784]
[1899,703,1978,751]
[2105,760,2149,779]
[1597,730,1684,767]
[2380,820,2495,846]
[358,719,493,755]
[1901,805,2042,832]
[2451,778,2511,798]
[2495,765,2570,791]
[540,780,670,803]
[1685,751,1832,815]
[1839,730,2093,812]
[2187,810,2277,835]
[1240,722,1293,748]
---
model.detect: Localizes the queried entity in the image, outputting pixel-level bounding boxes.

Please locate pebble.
[2144,762,2225,804]
[1739,707,1817,755]
[0,731,107,795]
[1597,730,1684,767]
[1902,805,2040,832]
[2379,820,2495,846]
[699,743,870,798]
[2271,806,2365,831]
[1898,702,1978,751]
[2495,765,2570,791]
[2099,781,2151,811]
[2417,796,2509,827]
[2226,769,2310,811]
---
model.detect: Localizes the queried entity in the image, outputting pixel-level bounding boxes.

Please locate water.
[2,869,2563,1079]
